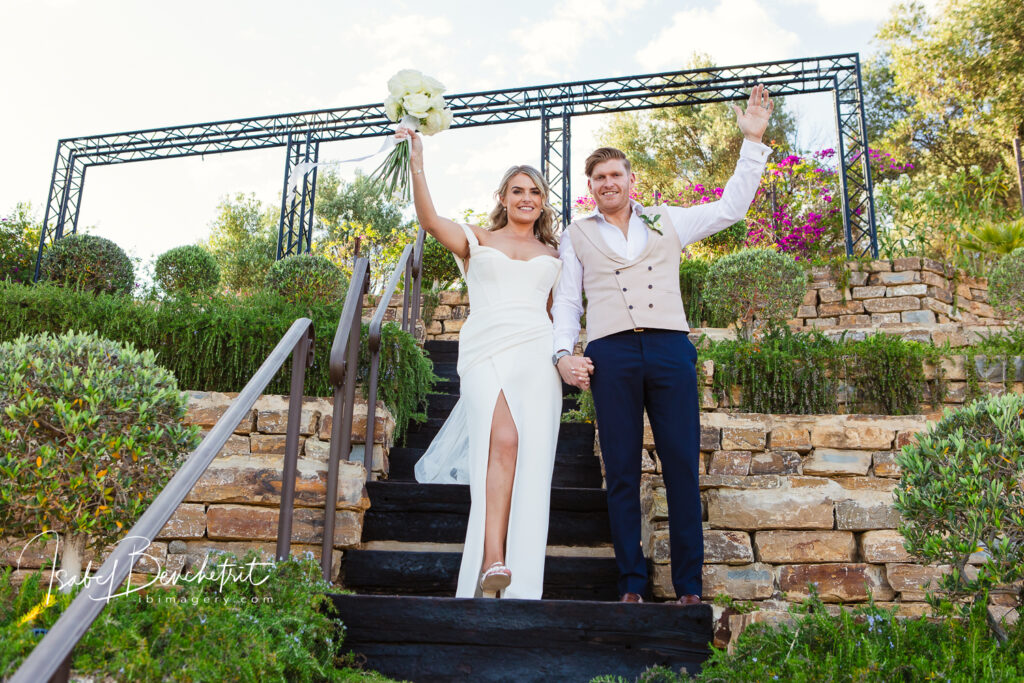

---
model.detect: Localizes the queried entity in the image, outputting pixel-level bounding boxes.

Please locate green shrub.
[0,330,200,581]
[688,593,1024,682]
[39,234,134,295]
[894,393,1024,607]
[0,203,41,285]
[420,235,463,291]
[678,258,731,328]
[0,553,397,681]
[702,248,806,339]
[700,327,946,415]
[561,389,595,423]
[154,244,220,297]
[264,254,347,306]
[988,246,1024,320]
[0,283,434,439]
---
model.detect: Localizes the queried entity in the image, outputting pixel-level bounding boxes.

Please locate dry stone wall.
[2,393,394,585]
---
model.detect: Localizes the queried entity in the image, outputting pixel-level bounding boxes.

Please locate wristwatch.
[552,349,572,366]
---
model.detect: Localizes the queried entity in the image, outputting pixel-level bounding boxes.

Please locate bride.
[400,128,590,599]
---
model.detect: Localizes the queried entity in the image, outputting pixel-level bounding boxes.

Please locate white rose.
[402,93,432,119]
[440,107,454,131]
[429,94,446,112]
[420,109,444,136]
[387,69,424,97]
[384,95,402,123]
[422,75,446,97]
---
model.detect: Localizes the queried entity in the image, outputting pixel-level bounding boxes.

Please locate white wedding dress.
[415,223,562,599]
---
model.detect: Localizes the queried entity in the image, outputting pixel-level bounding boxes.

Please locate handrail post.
[411,228,425,333]
[322,257,369,581]
[276,325,315,562]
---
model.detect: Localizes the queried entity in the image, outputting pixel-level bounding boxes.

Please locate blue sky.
[0,0,933,266]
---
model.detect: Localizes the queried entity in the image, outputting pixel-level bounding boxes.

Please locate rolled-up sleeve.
[551,231,584,353]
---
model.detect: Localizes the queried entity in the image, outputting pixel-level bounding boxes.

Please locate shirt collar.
[588,199,645,224]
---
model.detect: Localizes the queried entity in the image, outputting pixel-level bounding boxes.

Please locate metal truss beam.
[37,53,877,277]
[277,133,319,258]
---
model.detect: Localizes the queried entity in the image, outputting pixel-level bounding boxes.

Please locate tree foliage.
[203,193,278,296]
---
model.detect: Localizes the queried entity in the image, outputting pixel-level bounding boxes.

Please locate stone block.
[642,484,669,522]
[700,425,722,452]
[886,563,950,595]
[206,504,363,548]
[803,449,873,476]
[848,271,869,286]
[186,455,369,510]
[902,310,937,324]
[817,287,846,303]
[185,392,255,434]
[707,488,834,530]
[801,290,818,306]
[921,270,950,287]
[839,315,872,326]
[319,400,394,444]
[705,530,755,565]
[749,450,801,475]
[811,420,894,450]
[721,427,766,451]
[444,319,466,333]
[871,313,902,325]
[819,301,865,317]
[860,530,912,563]
[1,535,61,569]
[769,427,812,453]
[797,305,818,318]
[755,531,856,563]
[870,271,920,286]
[944,382,967,403]
[921,258,946,275]
[426,320,442,335]
[708,451,751,476]
[438,290,464,305]
[701,563,775,600]
[809,318,837,328]
[250,434,306,456]
[835,494,901,530]
[158,503,207,540]
[872,451,901,478]
[869,260,892,272]
[863,296,921,313]
[778,563,894,602]
[254,395,321,435]
[888,284,927,297]
[970,300,997,318]
[892,257,921,271]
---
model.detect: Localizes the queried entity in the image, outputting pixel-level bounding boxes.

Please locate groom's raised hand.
[732,83,773,143]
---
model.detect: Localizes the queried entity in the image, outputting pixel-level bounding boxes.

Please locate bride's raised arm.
[397,129,471,261]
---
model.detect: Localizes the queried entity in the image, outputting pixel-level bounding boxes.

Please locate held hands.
[557,355,594,390]
[732,83,773,143]
[394,128,424,168]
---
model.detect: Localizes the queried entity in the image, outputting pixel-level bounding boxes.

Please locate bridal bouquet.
[369,69,454,202]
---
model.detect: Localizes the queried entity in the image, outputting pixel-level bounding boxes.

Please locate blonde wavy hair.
[486,165,559,248]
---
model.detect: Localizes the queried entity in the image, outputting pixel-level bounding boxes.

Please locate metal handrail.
[321,256,370,581]
[12,318,315,683]
[364,228,426,478]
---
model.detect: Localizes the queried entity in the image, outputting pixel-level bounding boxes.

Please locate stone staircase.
[329,340,712,682]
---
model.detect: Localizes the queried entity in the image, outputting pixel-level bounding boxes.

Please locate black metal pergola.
[35,53,877,279]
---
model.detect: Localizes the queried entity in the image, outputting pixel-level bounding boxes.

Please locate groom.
[551,85,774,604]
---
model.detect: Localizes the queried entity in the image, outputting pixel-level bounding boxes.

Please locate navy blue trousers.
[585,329,703,597]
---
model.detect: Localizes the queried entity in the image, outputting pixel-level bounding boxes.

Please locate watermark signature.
[14,531,275,606]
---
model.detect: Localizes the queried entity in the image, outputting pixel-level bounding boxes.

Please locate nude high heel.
[479,561,512,598]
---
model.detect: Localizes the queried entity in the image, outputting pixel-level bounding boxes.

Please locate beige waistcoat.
[567,207,689,342]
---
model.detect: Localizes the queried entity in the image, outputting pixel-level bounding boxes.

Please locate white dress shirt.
[551,138,771,353]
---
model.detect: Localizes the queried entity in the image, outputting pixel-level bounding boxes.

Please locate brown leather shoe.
[619,592,644,603]
[675,594,702,606]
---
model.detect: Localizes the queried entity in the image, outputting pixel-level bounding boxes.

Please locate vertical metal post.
[560,111,572,228]
[1014,138,1024,214]
[69,165,87,234]
[832,76,855,258]
[35,144,65,282]
[276,326,314,562]
[853,55,878,258]
[277,134,295,261]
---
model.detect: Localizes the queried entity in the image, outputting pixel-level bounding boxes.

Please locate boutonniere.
[639,213,663,235]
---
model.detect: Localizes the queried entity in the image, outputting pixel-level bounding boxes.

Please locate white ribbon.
[284,115,419,205]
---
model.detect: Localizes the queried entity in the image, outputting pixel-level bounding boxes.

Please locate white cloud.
[635,0,800,69]
[511,0,644,78]
[785,0,942,25]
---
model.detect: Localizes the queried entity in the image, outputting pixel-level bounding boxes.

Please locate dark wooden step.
[362,482,611,546]
[424,340,459,354]
[404,419,595,455]
[427,393,582,420]
[328,594,711,682]
[341,550,624,601]
[432,361,459,381]
[386,447,603,488]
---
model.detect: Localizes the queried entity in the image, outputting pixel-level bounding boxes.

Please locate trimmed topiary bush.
[701,248,807,339]
[988,246,1024,320]
[39,234,134,295]
[894,392,1024,612]
[0,330,200,587]
[154,244,220,297]
[421,235,463,290]
[264,253,347,306]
